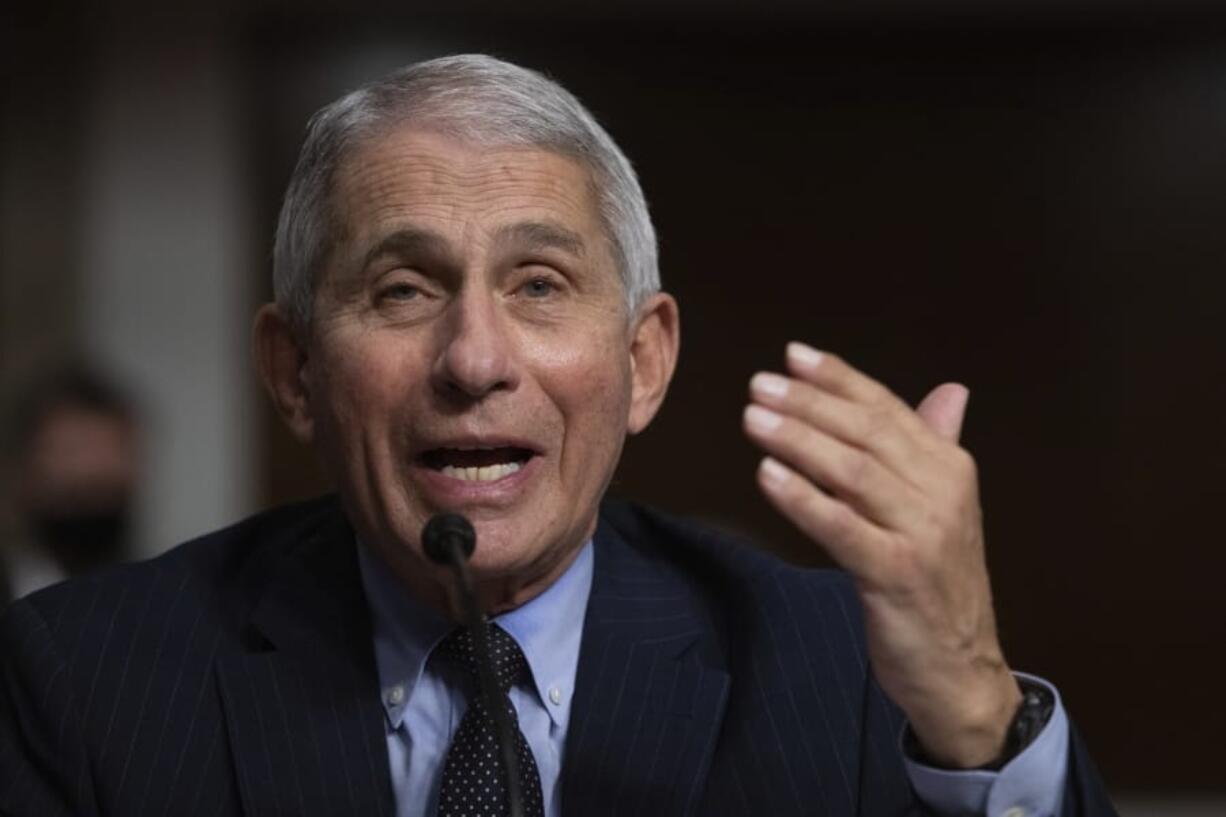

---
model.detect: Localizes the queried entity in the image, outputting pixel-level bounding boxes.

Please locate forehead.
[329,128,606,249]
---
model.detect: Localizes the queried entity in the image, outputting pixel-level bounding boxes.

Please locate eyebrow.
[360,227,451,270]
[494,221,587,258]
[355,220,588,275]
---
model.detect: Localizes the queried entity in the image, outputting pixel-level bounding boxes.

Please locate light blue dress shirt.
[357,540,1070,817]
[358,540,593,817]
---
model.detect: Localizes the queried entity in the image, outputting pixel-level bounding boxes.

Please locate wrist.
[908,670,1022,768]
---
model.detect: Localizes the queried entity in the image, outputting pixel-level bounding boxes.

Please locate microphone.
[422,513,525,817]
[422,513,476,565]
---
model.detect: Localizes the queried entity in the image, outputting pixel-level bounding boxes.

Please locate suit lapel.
[215,503,395,817]
[561,513,730,817]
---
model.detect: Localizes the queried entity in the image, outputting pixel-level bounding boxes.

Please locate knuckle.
[918,505,952,547]
[839,448,871,491]
[880,535,926,589]
[864,381,891,405]
[861,401,893,439]
[862,373,898,408]
[820,496,856,539]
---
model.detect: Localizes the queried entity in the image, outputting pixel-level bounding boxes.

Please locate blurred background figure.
[1,367,140,606]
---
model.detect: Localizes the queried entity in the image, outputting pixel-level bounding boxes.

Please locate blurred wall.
[77,37,258,554]
[3,18,260,554]
[1,14,87,420]
[4,2,1225,810]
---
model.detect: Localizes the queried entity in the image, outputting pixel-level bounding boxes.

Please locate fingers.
[783,342,932,441]
[743,343,974,578]
[743,403,922,530]
[748,370,928,486]
[755,456,889,577]
[915,383,969,442]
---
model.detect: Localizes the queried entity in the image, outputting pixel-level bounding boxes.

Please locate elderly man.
[0,55,1114,816]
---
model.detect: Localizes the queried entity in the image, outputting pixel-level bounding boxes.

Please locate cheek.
[542,333,634,453]
[309,336,417,449]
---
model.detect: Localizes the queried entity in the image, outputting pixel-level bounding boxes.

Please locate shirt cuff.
[902,673,1070,817]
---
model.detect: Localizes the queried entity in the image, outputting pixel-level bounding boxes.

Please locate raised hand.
[743,342,1021,768]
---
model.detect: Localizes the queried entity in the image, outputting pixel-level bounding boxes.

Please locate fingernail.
[744,404,783,433]
[759,457,790,488]
[787,342,824,370]
[751,372,789,399]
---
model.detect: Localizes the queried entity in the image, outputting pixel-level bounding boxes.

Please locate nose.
[431,288,519,400]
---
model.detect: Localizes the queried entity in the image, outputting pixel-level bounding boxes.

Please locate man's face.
[296,129,653,602]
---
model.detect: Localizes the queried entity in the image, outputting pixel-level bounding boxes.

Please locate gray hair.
[272,53,660,333]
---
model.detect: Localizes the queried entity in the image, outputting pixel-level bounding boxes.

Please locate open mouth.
[419,446,536,482]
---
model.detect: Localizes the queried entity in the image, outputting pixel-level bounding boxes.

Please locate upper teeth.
[440,462,522,482]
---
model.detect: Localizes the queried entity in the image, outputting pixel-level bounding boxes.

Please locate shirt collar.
[357,538,594,732]
[492,541,593,732]
[357,542,452,728]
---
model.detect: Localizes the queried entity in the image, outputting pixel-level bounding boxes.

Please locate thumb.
[915,382,970,442]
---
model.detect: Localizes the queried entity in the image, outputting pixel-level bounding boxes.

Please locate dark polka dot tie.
[434,623,545,817]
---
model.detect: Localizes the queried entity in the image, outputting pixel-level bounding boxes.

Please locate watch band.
[990,677,1056,770]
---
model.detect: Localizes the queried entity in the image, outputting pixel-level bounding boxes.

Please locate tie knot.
[436,622,528,694]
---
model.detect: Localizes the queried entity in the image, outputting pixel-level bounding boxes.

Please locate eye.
[520,276,558,298]
[379,282,420,301]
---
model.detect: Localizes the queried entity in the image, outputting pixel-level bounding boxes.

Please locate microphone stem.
[445,545,526,817]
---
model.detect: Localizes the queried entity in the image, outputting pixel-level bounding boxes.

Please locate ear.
[252,303,316,444]
[626,292,680,435]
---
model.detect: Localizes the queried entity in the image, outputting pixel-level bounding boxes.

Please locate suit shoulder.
[599,498,861,617]
[10,494,342,647]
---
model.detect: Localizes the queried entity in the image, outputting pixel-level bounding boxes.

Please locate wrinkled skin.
[255,129,678,616]
[744,345,1022,767]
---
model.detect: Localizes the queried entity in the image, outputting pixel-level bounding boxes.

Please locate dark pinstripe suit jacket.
[0,496,1114,816]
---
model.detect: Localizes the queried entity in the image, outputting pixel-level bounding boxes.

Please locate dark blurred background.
[4,1,1224,811]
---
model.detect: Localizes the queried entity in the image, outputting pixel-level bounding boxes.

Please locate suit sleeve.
[1059,722,1118,817]
[0,599,99,817]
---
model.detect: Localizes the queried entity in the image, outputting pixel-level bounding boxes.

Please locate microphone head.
[421,513,476,565]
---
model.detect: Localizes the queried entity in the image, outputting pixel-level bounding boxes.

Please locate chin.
[465,520,541,570]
